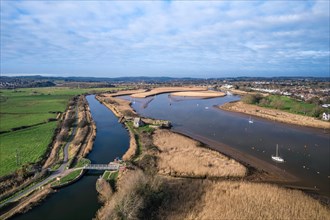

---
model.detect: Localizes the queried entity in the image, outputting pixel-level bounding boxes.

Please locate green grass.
[0,87,122,132]
[102,171,112,180]
[75,158,91,168]
[137,125,155,134]
[0,122,57,176]
[125,121,143,158]
[258,95,320,117]
[52,170,82,186]
[103,170,119,190]
[0,86,126,177]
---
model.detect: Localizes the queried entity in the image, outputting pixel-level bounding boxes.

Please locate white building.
[322,112,330,121]
[133,117,144,128]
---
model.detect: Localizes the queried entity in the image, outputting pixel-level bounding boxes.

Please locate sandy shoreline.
[171,91,226,98]
[220,101,330,130]
[130,87,207,98]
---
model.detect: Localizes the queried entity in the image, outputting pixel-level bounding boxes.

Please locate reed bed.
[158,179,330,220]
[153,129,247,178]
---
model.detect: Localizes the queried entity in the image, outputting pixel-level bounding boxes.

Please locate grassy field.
[258,95,318,116]
[0,86,122,177]
[242,94,323,118]
[0,122,57,176]
[0,87,119,132]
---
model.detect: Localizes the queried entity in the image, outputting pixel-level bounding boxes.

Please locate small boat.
[248,116,253,124]
[272,144,284,163]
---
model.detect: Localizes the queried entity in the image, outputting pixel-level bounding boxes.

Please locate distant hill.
[0,75,328,89]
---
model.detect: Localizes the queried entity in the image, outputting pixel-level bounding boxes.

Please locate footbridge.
[83,163,120,171]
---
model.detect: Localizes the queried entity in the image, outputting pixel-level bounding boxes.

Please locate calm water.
[122,94,330,196]
[13,95,129,220]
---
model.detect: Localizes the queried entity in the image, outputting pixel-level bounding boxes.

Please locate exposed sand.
[153,129,247,178]
[220,101,330,130]
[171,90,226,98]
[131,87,207,98]
[106,89,146,97]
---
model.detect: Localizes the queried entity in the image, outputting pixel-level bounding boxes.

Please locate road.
[0,106,79,209]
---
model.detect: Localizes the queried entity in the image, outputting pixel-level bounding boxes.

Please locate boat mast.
[276,144,279,157]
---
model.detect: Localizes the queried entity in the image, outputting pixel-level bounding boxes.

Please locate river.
[121,93,330,197]
[13,95,129,220]
[10,93,330,219]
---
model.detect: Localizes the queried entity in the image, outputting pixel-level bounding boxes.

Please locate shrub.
[242,94,263,104]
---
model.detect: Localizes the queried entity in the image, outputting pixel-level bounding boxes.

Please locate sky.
[1,0,329,78]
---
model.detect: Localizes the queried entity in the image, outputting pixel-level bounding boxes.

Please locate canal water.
[121,94,330,197]
[13,95,129,220]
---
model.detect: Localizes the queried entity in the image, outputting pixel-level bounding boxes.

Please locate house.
[322,112,330,121]
[133,117,144,128]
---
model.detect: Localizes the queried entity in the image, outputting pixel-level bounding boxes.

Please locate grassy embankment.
[95,91,330,220]
[243,94,326,118]
[0,87,119,177]
[221,93,330,129]
[51,158,91,187]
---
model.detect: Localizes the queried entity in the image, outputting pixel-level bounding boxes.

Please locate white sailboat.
[248,116,253,124]
[271,144,284,163]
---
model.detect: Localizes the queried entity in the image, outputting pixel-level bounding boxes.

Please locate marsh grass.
[153,129,247,178]
[157,180,330,220]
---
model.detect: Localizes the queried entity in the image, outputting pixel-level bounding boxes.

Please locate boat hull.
[271,156,284,163]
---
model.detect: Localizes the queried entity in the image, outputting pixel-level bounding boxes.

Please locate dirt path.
[0,106,79,209]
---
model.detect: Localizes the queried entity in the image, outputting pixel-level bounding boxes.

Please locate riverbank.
[0,95,98,219]
[96,94,137,118]
[171,90,226,98]
[130,87,207,98]
[220,101,330,130]
[95,90,330,219]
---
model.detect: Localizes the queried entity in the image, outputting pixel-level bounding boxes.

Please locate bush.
[242,94,263,104]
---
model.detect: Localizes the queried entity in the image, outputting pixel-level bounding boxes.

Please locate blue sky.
[1,1,329,78]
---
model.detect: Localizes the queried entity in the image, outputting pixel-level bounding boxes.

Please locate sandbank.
[171,90,226,98]
[130,87,207,98]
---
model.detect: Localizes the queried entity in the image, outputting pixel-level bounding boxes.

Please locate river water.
[13,95,129,220]
[121,94,330,197]
[10,93,330,219]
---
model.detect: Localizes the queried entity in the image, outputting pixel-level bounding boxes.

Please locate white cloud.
[1,0,329,77]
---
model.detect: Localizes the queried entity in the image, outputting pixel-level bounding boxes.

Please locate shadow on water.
[12,95,129,220]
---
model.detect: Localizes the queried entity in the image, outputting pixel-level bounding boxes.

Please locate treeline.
[242,94,326,118]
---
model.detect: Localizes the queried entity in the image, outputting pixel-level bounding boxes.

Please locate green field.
[0,122,57,176]
[258,95,322,117]
[242,94,324,118]
[0,86,123,177]
[0,87,120,132]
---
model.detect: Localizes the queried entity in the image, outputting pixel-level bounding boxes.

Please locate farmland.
[0,87,120,177]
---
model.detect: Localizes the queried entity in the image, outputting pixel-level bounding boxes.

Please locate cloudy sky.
[1,1,329,78]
